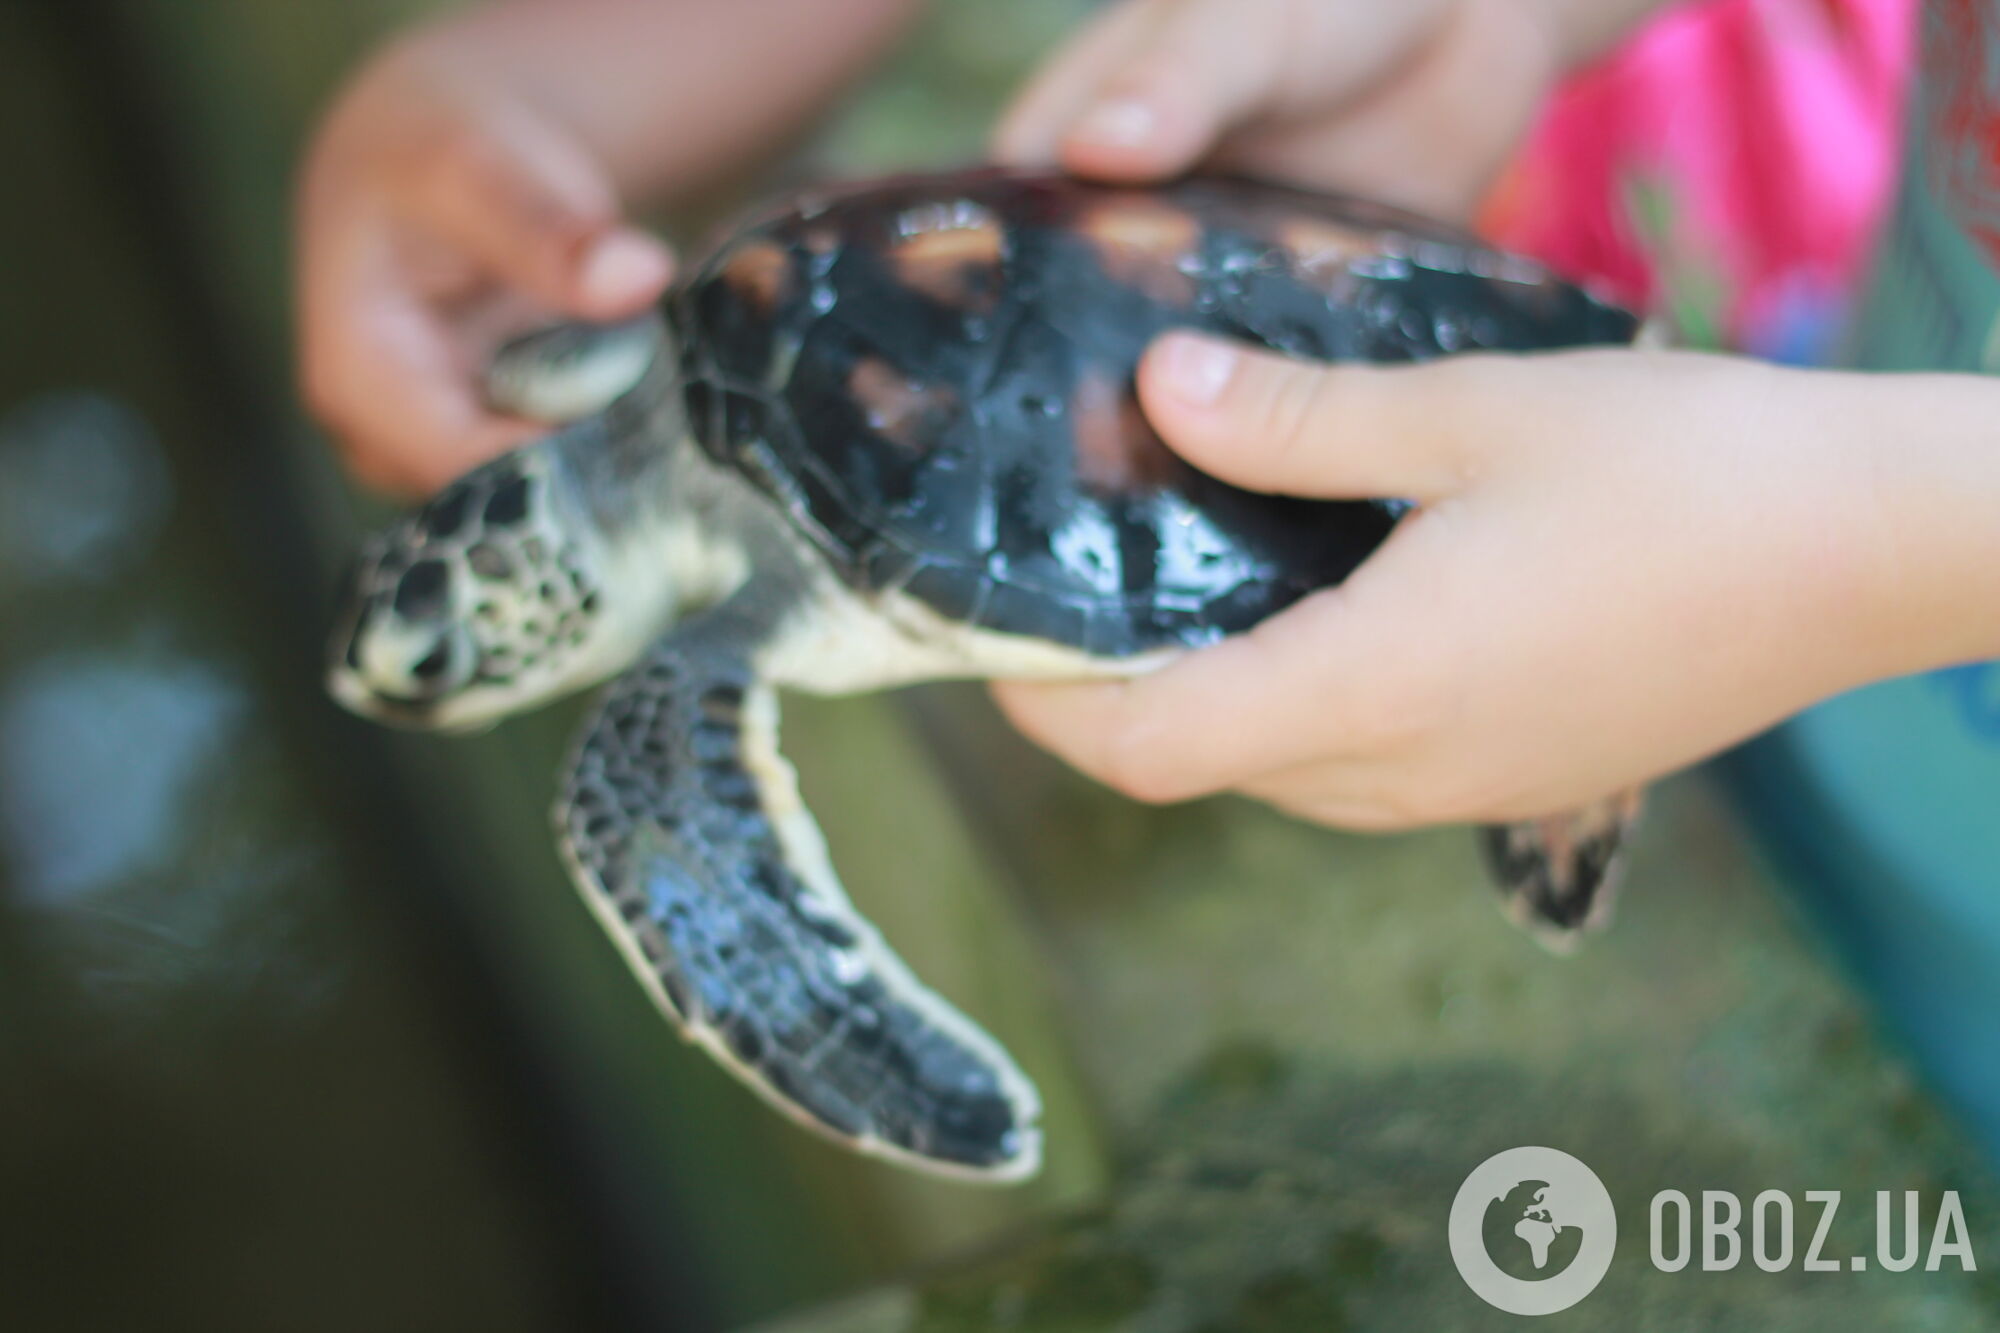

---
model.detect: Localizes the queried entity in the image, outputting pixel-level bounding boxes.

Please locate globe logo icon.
[1450,1147,1618,1316]
[1484,1178,1587,1279]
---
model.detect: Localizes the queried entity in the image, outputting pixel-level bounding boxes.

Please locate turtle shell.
[675,169,1638,657]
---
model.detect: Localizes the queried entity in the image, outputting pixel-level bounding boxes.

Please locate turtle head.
[326,443,684,733]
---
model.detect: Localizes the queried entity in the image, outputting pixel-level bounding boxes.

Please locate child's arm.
[988,0,1935,825]
[996,338,2000,826]
[298,0,923,494]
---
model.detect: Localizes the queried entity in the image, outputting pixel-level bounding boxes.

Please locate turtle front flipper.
[557,597,1042,1181]
[1480,790,1644,948]
[485,316,664,424]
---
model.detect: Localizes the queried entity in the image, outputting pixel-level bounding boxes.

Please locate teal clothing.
[1734,0,2000,1159]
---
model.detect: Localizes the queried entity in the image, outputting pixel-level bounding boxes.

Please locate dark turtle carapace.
[328,169,1645,1180]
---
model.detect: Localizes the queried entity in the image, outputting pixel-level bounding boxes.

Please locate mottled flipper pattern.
[557,603,1042,1179]
[1481,790,1645,947]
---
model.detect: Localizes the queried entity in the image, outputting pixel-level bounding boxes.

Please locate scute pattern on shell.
[678,169,1639,657]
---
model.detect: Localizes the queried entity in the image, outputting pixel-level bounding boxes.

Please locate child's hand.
[994,335,2000,827]
[996,0,1649,222]
[298,40,672,495]
[299,0,921,496]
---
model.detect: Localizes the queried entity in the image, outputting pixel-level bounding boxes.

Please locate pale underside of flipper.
[485,316,666,424]
[554,599,1042,1180]
[1481,789,1645,949]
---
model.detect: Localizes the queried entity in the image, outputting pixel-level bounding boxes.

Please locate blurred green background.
[0,3,1995,1331]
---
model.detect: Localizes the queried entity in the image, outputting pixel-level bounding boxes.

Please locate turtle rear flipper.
[557,594,1042,1181]
[1481,791,1644,949]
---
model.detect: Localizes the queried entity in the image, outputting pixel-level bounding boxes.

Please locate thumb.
[1050,0,1448,181]
[1137,332,1481,501]
[409,101,672,319]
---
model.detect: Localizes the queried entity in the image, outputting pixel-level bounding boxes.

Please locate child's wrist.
[1840,373,2000,676]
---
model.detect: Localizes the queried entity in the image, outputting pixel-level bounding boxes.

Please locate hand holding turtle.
[995,0,1671,222]
[298,37,674,496]
[991,0,2000,829]
[298,0,923,496]
[993,336,2000,828]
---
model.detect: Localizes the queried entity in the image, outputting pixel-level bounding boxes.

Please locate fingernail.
[1074,97,1157,147]
[1154,333,1236,407]
[579,229,672,310]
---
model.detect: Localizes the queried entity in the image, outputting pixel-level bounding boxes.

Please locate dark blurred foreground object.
[0,4,773,1329]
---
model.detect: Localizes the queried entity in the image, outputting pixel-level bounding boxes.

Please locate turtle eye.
[411,641,454,681]
[384,625,477,702]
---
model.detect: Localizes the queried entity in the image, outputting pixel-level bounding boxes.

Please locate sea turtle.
[326,169,1644,1182]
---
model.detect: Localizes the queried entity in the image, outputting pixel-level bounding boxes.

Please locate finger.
[1211,0,1554,222]
[318,295,542,495]
[1048,0,1451,182]
[1235,761,1423,832]
[405,104,672,320]
[994,0,1164,165]
[1138,332,1492,501]
[990,562,1429,804]
[1052,0,1290,180]
[301,229,539,495]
